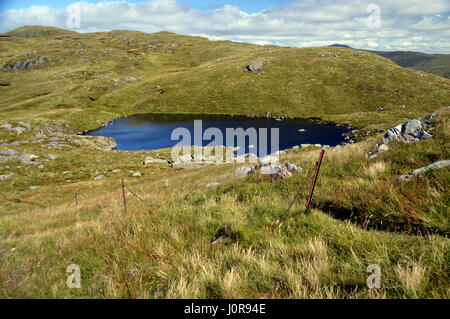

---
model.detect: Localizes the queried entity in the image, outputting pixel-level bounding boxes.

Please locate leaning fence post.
[277,164,316,227]
[277,149,325,227]
[121,179,127,211]
[305,149,325,213]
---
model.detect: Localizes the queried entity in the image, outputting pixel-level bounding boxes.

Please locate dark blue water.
[87,114,350,155]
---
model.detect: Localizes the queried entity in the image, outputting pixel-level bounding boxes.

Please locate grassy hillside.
[329,44,450,79]
[0,26,449,298]
[1,26,449,132]
[373,51,450,79]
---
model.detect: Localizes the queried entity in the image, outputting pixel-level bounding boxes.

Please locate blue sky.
[0,0,449,53]
[0,0,293,13]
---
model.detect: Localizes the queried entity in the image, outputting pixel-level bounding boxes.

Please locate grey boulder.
[246,60,263,72]
[235,166,254,179]
[0,173,14,181]
[18,154,39,164]
[143,156,167,165]
[395,160,450,183]
[382,119,432,144]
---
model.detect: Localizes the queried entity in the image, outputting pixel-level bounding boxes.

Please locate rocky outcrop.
[1,122,31,135]
[235,166,254,179]
[259,154,279,167]
[368,113,435,159]
[246,60,263,73]
[269,164,292,182]
[235,162,302,181]
[18,154,39,165]
[70,135,116,151]
[170,153,219,168]
[395,160,450,183]
[0,173,14,181]
[269,163,303,182]
[143,156,167,165]
[382,118,432,144]
[2,56,52,71]
[40,121,73,134]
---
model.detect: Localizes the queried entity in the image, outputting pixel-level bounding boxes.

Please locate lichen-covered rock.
[40,121,72,135]
[395,160,450,183]
[143,157,167,165]
[0,173,14,181]
[71,135,116,151]
[376,144,389,152]
[382,118,432,144]
[18,154,39,164]
[259,155,278,167]
[173,154,193,163]
[246,60,263,72]
[284,162,303,173]
[235,166,254,179]
[269,164,292,182]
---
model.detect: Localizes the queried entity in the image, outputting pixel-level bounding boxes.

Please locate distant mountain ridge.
[328,44,449,78]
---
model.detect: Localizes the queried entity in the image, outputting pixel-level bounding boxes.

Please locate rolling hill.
[0,26,449,133]
[329,44,450,78]
[0,26,449,299]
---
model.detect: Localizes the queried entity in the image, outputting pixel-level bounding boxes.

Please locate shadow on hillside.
[314,200,447,237]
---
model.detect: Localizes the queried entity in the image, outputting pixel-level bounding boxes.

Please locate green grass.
[0,26,449,298]
[1,26,449,131]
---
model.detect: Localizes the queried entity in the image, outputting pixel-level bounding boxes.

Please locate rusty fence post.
[277,164,316,227]
[305,149,325,213]
[121,179,127,211]
[278,149,325,227]
[124,184,152,212]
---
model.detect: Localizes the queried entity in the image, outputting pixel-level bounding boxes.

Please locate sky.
[0,0,449,53]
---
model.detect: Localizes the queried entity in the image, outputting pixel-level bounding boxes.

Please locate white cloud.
[0,0,449,53]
